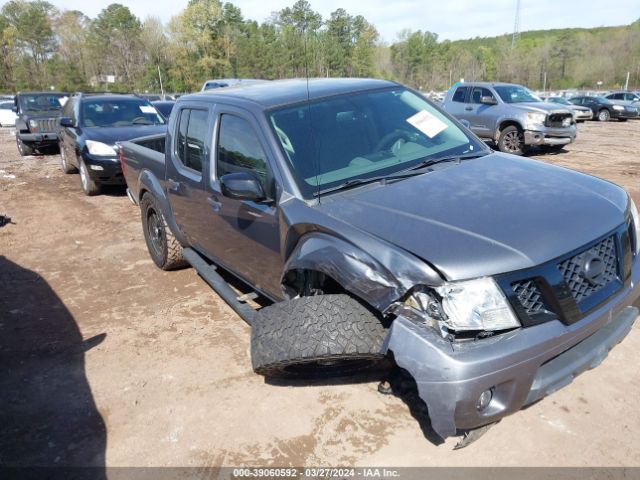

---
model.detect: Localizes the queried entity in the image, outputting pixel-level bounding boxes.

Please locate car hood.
[512,102,573,115]
[317,153,629,281]
[82,124,167,144]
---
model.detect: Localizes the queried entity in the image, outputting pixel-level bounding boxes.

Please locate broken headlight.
[400,278,520,336]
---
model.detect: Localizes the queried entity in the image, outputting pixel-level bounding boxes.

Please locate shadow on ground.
[0,256,106,475]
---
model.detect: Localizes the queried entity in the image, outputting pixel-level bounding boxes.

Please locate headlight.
[630,196,640,255]
[28,119,37,128]
[612,105,624,111]
[435,278,520,332]
[86,140,117,156]
[526,112,546,125]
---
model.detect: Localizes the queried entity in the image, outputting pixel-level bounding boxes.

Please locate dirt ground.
[0,121,639,469]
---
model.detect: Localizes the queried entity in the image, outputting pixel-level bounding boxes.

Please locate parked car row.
[441,82,639,155]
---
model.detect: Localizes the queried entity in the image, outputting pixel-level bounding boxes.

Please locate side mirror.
[59,117,74,128]
[220,171,266,202]
[480,96,497,105]
[459,119,471,129]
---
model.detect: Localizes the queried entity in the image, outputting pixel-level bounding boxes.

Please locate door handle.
[168,179,180,192]
[464,106,473,111]
[207,196,222,213]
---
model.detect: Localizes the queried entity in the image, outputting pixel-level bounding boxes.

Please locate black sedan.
[569,95,639,122]
[58,93,166,195]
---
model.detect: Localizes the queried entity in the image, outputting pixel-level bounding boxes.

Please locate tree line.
[1,0,639,94]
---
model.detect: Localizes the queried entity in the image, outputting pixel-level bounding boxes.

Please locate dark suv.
[14,92,68,156]
[58,93,167,195]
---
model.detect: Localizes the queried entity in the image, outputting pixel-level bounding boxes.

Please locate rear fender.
[138,170,188,246]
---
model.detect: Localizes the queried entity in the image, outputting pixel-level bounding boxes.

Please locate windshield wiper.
[315,152,488,196]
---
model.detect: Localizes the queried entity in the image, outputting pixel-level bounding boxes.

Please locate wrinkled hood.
[317,153,629,281]
[82,124,167,145]
[512,102,573,115]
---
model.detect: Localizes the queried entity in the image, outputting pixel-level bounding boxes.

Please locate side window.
[175,108,207,173]
[61,98,76,124]
[452,87,468,103]
[216,114,269,191]
[470,87,493,104]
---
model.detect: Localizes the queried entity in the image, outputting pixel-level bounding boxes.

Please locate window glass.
[176,109,189,164]
[0,102,13,110]
[470,87,493,104]
[81,98,165,127]
[217,114,268,190]
[494,85,540,103]
[452,87,468,103]
[184,109,208,172]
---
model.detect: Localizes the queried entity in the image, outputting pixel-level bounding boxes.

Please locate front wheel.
[140,193,186,270]
[251,294,390,379]
[497,125,526,155]
[598,109,611,122]
[79,159,101,196]
[16,137,34,156]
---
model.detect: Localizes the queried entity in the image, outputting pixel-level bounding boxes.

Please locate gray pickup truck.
[120,78,640,444]
[443,82,576,155]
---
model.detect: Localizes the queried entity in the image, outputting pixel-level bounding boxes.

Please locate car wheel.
[598,109,610,121]
[16,137,34,156]
[79,159,101,196]
[251,294,391,379]
[60,143,77,174]
[497,125,526,156]
[140,192,187,270]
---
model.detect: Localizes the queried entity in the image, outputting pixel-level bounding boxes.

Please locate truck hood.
[83,125,167,144]
[511,102,573,115]
[317,153,629,281]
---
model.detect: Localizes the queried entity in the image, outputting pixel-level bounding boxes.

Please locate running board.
[181,247,257,326]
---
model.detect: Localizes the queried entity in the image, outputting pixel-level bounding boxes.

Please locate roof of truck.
[183,78,399,109]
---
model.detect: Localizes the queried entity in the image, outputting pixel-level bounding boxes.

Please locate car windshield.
[81,98,165,127]
[18,94,66,112]
[549,97,570,105]
[269,87,485,198]
[494,86,540,103]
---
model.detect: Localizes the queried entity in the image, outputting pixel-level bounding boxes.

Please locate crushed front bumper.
[383,256,640,440]
[524,128,576,146]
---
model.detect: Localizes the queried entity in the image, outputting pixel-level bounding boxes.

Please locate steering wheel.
[374,129,414,152]
[132,116,152,125]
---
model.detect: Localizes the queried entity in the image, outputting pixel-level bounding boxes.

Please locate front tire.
[140,192,186,270]
[251,294,390,379]
[598,109,611,122]
[79,160,101,195]
[497,125,526,155]
[16,137,34,156]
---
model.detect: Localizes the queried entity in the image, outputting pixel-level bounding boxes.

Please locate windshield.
[18,94,66,112]
[494,86,540,104]
[269,87,485,198]
[81,98,165,127]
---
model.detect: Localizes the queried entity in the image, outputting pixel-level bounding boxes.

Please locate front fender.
[138,170,189,246]
[283,232,414,311]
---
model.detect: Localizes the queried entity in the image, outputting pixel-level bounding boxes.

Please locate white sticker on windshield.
[140,105,158,114]
[406,110,447,138]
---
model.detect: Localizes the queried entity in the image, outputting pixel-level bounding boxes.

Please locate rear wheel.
[497,125,526,156]
[16,137,33,156]
[79,159,101,196]
[60,143,77,173]
[597,109,611,122]
[251,294,390,379]
[140,192,186,270]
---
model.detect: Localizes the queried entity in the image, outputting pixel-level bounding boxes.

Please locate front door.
[465,86,497,138]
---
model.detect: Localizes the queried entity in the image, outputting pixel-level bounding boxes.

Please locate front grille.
[557,236,618,304]
[546,113,573,128]
[35,118,58,133]
[512,279,547,315]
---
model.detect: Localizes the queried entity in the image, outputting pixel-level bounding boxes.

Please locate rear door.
[165,103,213,246]
[59,97,79,168]
[198,106,283,297]
[444,86,470,121]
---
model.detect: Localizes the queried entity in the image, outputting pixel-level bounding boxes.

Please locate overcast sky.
[18,0,640,42]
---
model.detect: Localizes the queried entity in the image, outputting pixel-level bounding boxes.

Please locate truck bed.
[120,133,167,203]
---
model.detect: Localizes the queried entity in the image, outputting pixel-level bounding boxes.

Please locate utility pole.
[157,65,164,99]
[543,71,547,94]
[624,71,630,91]
[511,0,521,49]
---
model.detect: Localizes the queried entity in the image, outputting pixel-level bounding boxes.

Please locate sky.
[9,0,639,42]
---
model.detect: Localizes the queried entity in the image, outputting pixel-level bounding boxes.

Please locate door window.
[216,114,269,191]
[470,87,493,104]
[175,108,208,173]
[452,86,468,103]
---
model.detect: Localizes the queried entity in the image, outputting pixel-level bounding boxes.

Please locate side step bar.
[181,247,257,326]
